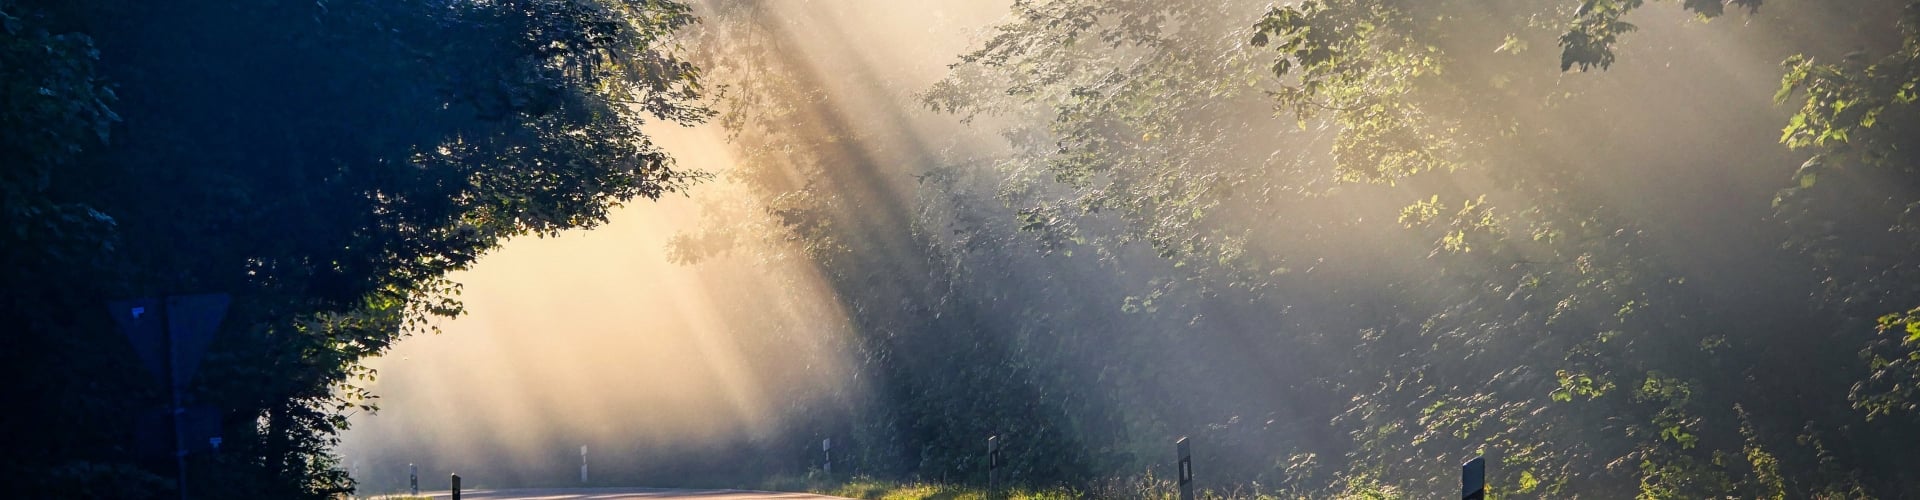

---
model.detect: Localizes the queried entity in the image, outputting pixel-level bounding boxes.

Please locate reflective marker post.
[451,473,462,500]
[409,463,418,496]
[822,438,832,476]
[1176,437,1194,500]
[581,445,589,484]
[1462,456,1486,500]
[986,435,1002,500]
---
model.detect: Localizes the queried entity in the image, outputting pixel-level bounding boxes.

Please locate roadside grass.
[349,472,1385,499]
[806,475,1395,500]
[818,478,1080,500]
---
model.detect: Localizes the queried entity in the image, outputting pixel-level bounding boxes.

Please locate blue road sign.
[165,293,229,388]
[107,298,167,380]
[109,291,231,496]
[134,406,222,458]
[108,293,229,387]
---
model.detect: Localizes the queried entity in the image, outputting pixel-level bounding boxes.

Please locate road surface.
[407,488,855,499]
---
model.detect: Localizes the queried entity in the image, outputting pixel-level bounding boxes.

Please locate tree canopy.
[9,0,1920,498]
[672,0,1920,497]
[1,0,707,496]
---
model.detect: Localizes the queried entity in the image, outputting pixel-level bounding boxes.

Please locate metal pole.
[1176,437,1193,500]
[451,473,462,500]
[1462,456,1486,500]
[164,297,188,500]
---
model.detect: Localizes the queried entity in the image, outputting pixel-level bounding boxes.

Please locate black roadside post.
[1176,437,1194,500]
[1462,456,1486,500]
[986,435,1001,500]
[409,463,418,496]
[451,473,462,500]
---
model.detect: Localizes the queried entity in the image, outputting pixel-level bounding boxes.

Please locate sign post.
[109,293,229,500]
[1462,456,1486,500]
[1176,437,1194,500]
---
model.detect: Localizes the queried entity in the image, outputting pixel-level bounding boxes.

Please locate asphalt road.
[410,488,855,499]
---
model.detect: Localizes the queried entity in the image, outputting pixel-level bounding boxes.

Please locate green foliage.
[1557,0,1763,72]
[1252,0,1457,184]
[2,0,708,496]
[1768,2,1920,428]
[848,0,1920,496]
[1773,3,1920,153]
[1551,370,1615,403]
[67,0,1893,496]
[1854,307,1920,419]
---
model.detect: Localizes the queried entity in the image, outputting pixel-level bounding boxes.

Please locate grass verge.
[817,478,1080,500]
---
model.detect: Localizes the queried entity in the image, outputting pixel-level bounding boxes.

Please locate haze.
[336,0,1920,497]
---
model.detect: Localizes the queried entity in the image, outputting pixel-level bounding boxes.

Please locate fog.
[337,1,1011,492]
[336,124,859,489]
[340,0,1920,497]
